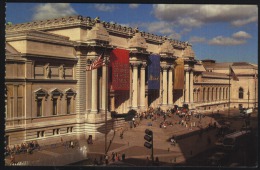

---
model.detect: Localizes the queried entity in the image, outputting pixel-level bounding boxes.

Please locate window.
[53,129,60,135]
[34,88,48,117]
[239,87,244,99]
[67,127,73,133]
[53,98,57,115]
[50,88,63,115]
[64,88,76,114]
[37,99,42,117]
[37,131,45,138]
[67,98,71,114]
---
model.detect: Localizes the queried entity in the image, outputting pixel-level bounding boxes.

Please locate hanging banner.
[148,54,160,89]
[110,49,130,90]
[174,58,184,89]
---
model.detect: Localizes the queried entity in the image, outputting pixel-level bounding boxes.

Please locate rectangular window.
[37,99,42,117]
[53,129,56,135]
[56,129,60,135]
[37,131,44,138]
[67,127,70,133]
[70,127,73,132]
[53,98,57,115]
[67,98,71,114]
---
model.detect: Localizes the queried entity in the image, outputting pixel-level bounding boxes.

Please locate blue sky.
[6,3,258,64]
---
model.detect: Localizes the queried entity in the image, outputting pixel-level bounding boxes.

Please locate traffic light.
[144,129,153,149]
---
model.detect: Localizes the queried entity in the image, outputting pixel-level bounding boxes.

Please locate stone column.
[184,65,190,103]
[189,69,194,103]
[86,60,92,113]
[90,68,98,114]
[110,94,115,111]
[168,66,173,106]
[139,63,146,110]
[162,66,168,106]
[132,63,139,109]
[101,64,107,112]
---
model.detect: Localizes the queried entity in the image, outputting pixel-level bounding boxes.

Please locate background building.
[5,15,258,146]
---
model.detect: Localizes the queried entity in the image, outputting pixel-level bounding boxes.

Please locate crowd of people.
[132,106,204,131]
[5,141,40,156]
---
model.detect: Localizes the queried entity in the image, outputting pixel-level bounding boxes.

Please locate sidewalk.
[5,114,217,166]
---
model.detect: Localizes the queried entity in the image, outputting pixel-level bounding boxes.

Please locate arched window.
[239,87,244,99]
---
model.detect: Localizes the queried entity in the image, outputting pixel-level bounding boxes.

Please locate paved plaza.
[5,108,257,166]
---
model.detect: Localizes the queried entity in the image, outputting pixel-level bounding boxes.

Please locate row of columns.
[86,55,195,113]
[198,87,229,103]
[161,66,174,107]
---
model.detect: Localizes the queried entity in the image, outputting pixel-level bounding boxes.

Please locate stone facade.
[5,15,258,146]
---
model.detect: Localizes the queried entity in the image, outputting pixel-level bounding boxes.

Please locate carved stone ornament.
[45,63,51,79]
[183,44,195,58]
[64,88,77,99]
[34,88,49,101]
[129,32,148,49]
[86,22,110,43]
[59,65,65,79]
[159,40,175,55]
[49,88,63,100]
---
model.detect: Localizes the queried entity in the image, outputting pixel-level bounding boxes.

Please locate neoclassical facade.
[5,15,258,146]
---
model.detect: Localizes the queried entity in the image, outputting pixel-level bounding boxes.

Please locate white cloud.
[94,4,116,12]
[153,4,258,28]
[129,4,140,9]
[189,36,206,43]
[208,36,246,46]
[33,3,77,21]
[232,31,252,39]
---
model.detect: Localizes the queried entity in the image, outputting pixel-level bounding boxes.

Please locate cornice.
[6,15,187,49]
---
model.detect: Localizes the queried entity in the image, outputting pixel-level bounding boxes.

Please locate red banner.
[110,49,130,90]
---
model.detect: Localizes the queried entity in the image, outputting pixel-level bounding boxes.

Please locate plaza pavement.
[5,108,249,166]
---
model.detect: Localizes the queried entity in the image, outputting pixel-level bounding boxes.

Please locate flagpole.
[228,65,230,118]
[104,47,108,156]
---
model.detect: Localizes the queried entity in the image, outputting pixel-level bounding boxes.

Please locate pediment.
[159,40,174,55]
[34,88,48,94]
[129,32,148,49]
[86,22,110,43]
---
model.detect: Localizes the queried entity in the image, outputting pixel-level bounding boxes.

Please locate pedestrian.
[10,154,16,165]
[146,156,149,166]
[112,152,115,162]
[155,157,159,166]
[105,154,109,165]
[122,153,125,161]
[99,155,103,164]
[118,153,121,161]
[93,158,98,165]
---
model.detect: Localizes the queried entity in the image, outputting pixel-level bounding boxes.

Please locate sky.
[6,3,258,64]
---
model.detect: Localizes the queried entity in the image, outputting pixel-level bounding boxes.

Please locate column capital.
[141,63,147,69]
[131,62,140,68]
[161,65,169,70]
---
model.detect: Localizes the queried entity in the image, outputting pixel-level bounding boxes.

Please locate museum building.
[5,15,258,146]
